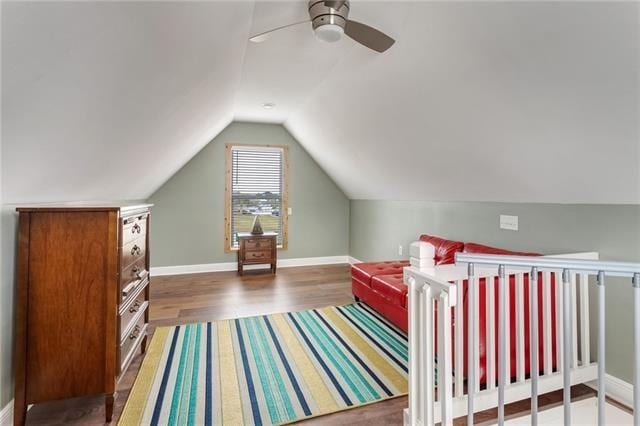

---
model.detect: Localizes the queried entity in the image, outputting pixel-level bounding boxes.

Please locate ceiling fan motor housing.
[308,0,350,31]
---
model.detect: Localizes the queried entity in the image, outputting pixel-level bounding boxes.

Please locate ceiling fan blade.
[324,0,346,10]
[249,20,310,43]
[344,20,395,53]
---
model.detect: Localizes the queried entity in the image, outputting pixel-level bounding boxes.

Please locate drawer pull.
[129,325,141,340]
[129,301,141,313]
[122,271,147,298]
[132,266,143,279]
[132,224,141,234]
[130,245,142,256]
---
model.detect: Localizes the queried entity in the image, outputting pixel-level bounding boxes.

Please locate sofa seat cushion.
[464,242,541,256]
[418,234,464,265]
[370,274,408,308]
[351,261,410,286]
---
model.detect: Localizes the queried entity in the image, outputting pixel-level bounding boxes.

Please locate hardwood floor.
[24,264,596,425]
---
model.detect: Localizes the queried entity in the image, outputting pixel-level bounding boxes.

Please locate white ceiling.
[2,1,639,204]
[1,1,253,203]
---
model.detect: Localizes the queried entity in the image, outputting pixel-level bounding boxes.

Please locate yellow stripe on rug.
[218,320,244,425]
[119,303,409,425]
[119,327,170,425]
[320,307,408,393]
[271,313,340,413]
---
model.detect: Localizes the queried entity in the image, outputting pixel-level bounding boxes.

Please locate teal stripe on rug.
[187,323,202,426]
[294,311,377,404]
[178,324,197,425]
[120,303,411,426]
[304,310,382,400]
[343,305,408,361]
[244,316,296,424]
[349,304,408,352]
[168,325,191,425]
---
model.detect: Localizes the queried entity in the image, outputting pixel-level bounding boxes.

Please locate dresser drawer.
[121,259,148,301]
[119,312,147,373]
[122,213,148,246]
[119,283,148,340]
[122,236,146,269]
[244,250,272,262]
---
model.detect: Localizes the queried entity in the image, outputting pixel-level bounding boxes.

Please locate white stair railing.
[405,266,457,425]
[404,251,640,426]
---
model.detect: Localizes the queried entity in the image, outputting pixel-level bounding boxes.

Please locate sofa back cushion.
[418,234,464,265]
[464,242,541,257]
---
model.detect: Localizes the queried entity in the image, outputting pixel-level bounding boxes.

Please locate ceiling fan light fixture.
[314,24,344,43]
[248,0,395,53]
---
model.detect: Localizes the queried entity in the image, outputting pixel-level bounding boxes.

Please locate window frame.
[224,143,289,252]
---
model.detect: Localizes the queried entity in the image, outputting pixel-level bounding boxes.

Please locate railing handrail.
[456,252,640,277]
[403,267,458,302]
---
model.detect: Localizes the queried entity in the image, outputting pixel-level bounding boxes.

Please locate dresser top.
[237,232,278,238]
[16,202,152,213]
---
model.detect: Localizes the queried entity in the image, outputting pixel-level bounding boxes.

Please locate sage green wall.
[149,122,350,267]
[349,200,640,382]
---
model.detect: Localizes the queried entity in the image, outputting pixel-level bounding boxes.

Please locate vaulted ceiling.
[2,1,638,204]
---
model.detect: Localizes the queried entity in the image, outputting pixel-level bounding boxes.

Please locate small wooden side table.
[237,232,277,275]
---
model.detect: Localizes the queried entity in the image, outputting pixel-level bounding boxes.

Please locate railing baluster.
[474,275,481,394]
[439,292,453,425]
[488,276,496,389]
[543,271,553,375]
[597,271,605,426]
[455,279,464,397]
[498,265,506,424]
[424,286,434,426]
[516,273,525,383]
[562,268,572,425]
[467,263,476,426]
[633,273,640,426]
[580,273,591,366]
[555,271,564,373]
[530,267,539,426]
[571,273,579,369]
[505,270,511,386]
[408,276,420,424]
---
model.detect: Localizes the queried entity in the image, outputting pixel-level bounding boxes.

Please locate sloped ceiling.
[1,1,254,203]
[2,1,639,204]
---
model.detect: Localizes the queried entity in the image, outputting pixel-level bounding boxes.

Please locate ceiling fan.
[249,0,395,53]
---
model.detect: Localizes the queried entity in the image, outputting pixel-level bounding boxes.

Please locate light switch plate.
[287,207,292,215]
[500,215,519,231]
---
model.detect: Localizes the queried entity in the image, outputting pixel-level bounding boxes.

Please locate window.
[225,144,288,251]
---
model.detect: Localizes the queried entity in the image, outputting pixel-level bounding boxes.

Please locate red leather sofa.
[351,235,557,383]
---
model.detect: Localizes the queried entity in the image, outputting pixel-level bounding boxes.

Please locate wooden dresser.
[13,203,152,425]
[237,232,277,275]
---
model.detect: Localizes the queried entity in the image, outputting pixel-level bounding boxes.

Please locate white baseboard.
[587,374,633,408]
[0,400,13,426]
[151,255,350,276]
[348,256,362,264]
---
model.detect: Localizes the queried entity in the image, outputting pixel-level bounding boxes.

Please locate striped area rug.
[119,303,408,425]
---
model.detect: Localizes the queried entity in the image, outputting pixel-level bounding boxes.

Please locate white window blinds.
[230,146,284,248]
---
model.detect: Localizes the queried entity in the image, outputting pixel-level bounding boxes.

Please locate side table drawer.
[244,238,270,250]
[245,250,271,262]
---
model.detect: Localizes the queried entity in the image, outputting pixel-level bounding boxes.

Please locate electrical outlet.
[500,215,519,231]
[398,245,403,256]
